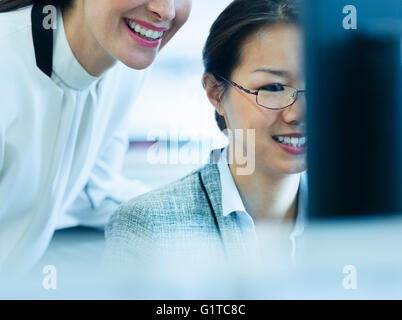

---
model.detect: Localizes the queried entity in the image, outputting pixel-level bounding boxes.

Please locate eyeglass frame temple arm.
[216,76,258,95]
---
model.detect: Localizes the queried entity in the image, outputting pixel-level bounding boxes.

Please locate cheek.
[168,0,192,35]
[255,113,279,153]
[248,111,281,159]
[84,2,120,39]
[225,93,279,133]
[85,0,142,29]
[176,0,192,24]
[257,111,279,133]
[240,110,278,137]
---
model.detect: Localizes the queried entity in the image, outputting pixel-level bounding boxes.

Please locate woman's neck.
[62,3,116,77]
[228,148,301,223]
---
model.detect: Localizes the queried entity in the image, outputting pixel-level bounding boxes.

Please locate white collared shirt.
[216,148,307,264]
[0,6,149,272]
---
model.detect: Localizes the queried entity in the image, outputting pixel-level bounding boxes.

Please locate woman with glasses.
[105,0,307,266]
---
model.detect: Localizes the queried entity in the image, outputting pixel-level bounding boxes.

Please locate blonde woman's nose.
[147,0,176,21]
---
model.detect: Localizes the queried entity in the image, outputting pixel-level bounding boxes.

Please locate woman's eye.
[260,83,285,92]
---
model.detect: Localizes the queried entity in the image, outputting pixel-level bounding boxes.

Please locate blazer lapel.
[199,164,246,260]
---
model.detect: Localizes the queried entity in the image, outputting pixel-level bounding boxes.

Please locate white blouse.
[217,148,307,264]
[0,6,149,272]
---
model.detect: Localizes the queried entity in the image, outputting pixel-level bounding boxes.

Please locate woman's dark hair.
[0,0,72,12]
[203,0,299,131]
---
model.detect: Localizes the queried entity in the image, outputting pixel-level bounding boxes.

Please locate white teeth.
[125,19,164,40]
[274,136,307,147]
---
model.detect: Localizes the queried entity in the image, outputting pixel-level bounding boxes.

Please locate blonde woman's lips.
[123,18,167,48]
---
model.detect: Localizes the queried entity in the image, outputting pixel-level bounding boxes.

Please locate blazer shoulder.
[105,164,227,267]
[125,164,219,213]
[106,164,221,237]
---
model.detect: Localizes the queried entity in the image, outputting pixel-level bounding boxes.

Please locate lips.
[123,18,167,48]
[127,18,168,32]
[272,133,307,155]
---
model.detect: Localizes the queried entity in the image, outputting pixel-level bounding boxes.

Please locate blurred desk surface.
[9,146,401,299]
[12,214,399,300]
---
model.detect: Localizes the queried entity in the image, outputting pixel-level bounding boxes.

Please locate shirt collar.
[290,170,307,240]
[217,148,247,217]
[217,147,307,236]
[52,8,100,90]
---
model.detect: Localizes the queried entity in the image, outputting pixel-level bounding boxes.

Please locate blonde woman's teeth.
[125,19,163,40]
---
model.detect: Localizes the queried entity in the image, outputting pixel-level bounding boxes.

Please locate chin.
[124,60,154,70]
[262,158,306,175]
[118,51,157,70]
[281,162,307,174]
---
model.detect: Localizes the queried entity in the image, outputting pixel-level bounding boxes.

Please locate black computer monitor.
[304,0,402,218]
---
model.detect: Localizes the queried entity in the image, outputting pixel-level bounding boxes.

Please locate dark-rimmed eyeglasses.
[217,76,306,110]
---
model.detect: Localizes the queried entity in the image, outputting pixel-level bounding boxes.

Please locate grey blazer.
[105,164,249,264]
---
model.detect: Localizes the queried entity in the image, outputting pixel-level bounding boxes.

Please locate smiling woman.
[1,0,192,75]
[0,0,192,273]
[105,0,307,270]
[61,0,192,75]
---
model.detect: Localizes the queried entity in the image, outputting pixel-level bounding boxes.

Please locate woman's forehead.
[237,24,302,75]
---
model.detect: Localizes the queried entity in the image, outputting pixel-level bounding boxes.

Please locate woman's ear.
[203,73,226,116]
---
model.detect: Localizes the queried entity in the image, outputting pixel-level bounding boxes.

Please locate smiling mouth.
[124,18,165,41]
[273,135,307,148]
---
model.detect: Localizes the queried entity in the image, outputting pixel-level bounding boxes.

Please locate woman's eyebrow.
[253,68,291,78]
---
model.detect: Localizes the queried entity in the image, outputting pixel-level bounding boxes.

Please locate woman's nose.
[147,0,176,21]
[282,92,306,126]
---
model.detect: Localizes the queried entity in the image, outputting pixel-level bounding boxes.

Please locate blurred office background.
[122,0,231,188]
